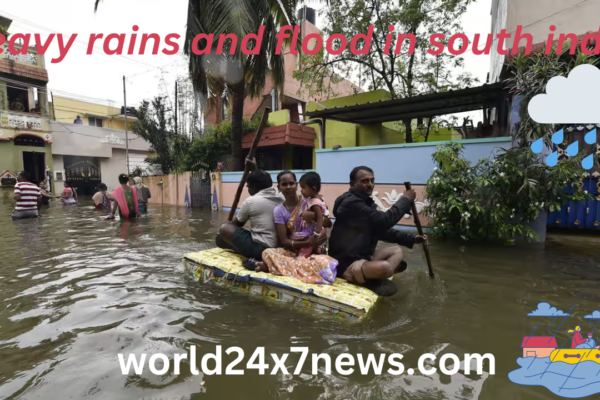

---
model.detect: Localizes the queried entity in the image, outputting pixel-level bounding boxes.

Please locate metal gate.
[548,177,600,230]
[190,170,211,208]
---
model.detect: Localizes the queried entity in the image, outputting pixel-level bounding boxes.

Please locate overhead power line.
[4,11,170,71]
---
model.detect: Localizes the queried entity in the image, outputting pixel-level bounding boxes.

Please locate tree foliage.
[505,42,600,148]
[297,0,477,142]
[184,118,267,172]
[0,26,9,40]
[184,0,299,170]
[131,96,191,175]
[425,143,591,244]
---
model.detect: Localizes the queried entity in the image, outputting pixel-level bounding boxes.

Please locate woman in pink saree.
[257,171,338,285]
[107,174,140,220]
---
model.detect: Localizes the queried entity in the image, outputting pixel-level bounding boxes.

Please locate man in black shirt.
[328,166,427,296]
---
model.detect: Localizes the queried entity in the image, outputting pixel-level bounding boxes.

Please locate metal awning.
[85,113,108,119]
[302,83,506,124]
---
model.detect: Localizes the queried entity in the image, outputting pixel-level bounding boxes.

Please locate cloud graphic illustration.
[528,64,600,123]
[584,310,600,319]
[527,302,570,317]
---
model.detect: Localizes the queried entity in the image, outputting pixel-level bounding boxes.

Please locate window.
[88,117,104,127]
[14,135,45,147]
[7,84,30,112]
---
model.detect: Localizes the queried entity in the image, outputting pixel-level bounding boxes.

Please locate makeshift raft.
[183,248,382,321]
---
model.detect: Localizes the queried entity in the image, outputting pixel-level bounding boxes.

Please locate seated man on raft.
[216,160,327,269]
[328,166,427,296]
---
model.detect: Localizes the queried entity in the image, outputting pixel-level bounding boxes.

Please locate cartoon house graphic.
[521,336,558,358]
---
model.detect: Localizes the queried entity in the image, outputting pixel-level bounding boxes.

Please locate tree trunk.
[231,80,245,171]
[424,118,433,142]
[403,118,413,143]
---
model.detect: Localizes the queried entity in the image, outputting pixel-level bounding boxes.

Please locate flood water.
[1,197,599,400]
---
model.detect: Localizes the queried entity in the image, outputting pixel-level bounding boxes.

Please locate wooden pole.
[227,107,271,221]
[404,182,434,278]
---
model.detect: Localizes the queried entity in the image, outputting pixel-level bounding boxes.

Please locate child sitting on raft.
[258,171,338,285]
[296,172,330,257]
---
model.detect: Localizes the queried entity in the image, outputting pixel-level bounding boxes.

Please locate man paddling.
[328,166,427,296]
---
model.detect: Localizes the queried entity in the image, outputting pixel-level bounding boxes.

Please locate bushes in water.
[424,142,590,244]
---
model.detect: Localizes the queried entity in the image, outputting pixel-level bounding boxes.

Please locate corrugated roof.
[302,83,506,124]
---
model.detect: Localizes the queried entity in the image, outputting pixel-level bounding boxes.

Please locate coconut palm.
[94,0,298,170]
[184,0,298,170]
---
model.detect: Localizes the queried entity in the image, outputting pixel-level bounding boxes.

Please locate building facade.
[51,95,131,131]
[51,121,152,195]
[47,92,155,194]
[490,0,600,82]
[0,15,53,198]
[204,10,361,127]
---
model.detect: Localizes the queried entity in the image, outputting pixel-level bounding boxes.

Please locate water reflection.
[0,199,598,399]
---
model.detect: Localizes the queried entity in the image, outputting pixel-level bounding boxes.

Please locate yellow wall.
[306,89,405,164]
[51,96,127,130]
[306,90,464,159]
[268,110,290,126]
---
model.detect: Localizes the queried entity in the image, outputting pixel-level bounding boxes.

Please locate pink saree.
[112,186,140,219]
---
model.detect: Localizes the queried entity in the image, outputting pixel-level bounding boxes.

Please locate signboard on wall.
[0,111,42,130]
[0,170,18,187]
[1,45,38,65]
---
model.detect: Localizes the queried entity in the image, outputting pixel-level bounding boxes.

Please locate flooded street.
[0,197,599,400]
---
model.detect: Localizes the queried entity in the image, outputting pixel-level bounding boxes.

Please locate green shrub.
[424,143,590,244]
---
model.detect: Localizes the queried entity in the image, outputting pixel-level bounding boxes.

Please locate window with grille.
[88,117,104,127]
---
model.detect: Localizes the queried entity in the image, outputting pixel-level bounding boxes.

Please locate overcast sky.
[4,0,491,120]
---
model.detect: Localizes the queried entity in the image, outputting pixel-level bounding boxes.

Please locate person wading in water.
[107,174,140,220]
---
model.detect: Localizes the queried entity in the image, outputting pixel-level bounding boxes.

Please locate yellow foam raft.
[550,349,600,364]
[183,248,382,321]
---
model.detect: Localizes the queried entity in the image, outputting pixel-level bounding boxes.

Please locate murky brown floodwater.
[0,196,599,400]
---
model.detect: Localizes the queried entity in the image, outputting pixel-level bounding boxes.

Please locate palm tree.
[94,0,298,171]
[184,0,298,170]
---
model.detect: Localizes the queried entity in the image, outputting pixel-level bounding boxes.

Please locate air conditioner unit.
[54,170,65,181]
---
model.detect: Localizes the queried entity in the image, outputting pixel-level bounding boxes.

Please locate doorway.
[22,152,46,183]
[63,156,102,195]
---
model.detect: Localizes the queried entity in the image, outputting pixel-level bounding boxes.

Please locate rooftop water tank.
[297,7,316,25]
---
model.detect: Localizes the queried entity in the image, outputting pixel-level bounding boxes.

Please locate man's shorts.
[139,203,148,212]
[225,229,269,262]
[12,210,39,220]
[341,259,367,284]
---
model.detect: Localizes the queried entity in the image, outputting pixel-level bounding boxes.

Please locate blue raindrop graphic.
[582,154,595,170]
[531,138,544,154]
[585,129,596,144]
[567,141,579,157]
[546,151,558,167]
[552,129,564,144]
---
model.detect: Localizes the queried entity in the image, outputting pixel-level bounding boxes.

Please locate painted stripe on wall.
[221,169,315,183]
[316,139,510,184]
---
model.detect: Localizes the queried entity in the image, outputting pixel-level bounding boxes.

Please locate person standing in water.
[92,183,113,211]
[12,171,41,220]
[133,177,151,212]
[61,182,78,205]
[38,181,61,206]
[107,174,140,220]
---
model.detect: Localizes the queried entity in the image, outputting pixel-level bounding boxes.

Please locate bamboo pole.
[404,182,434,278]
[227,107,271,221]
